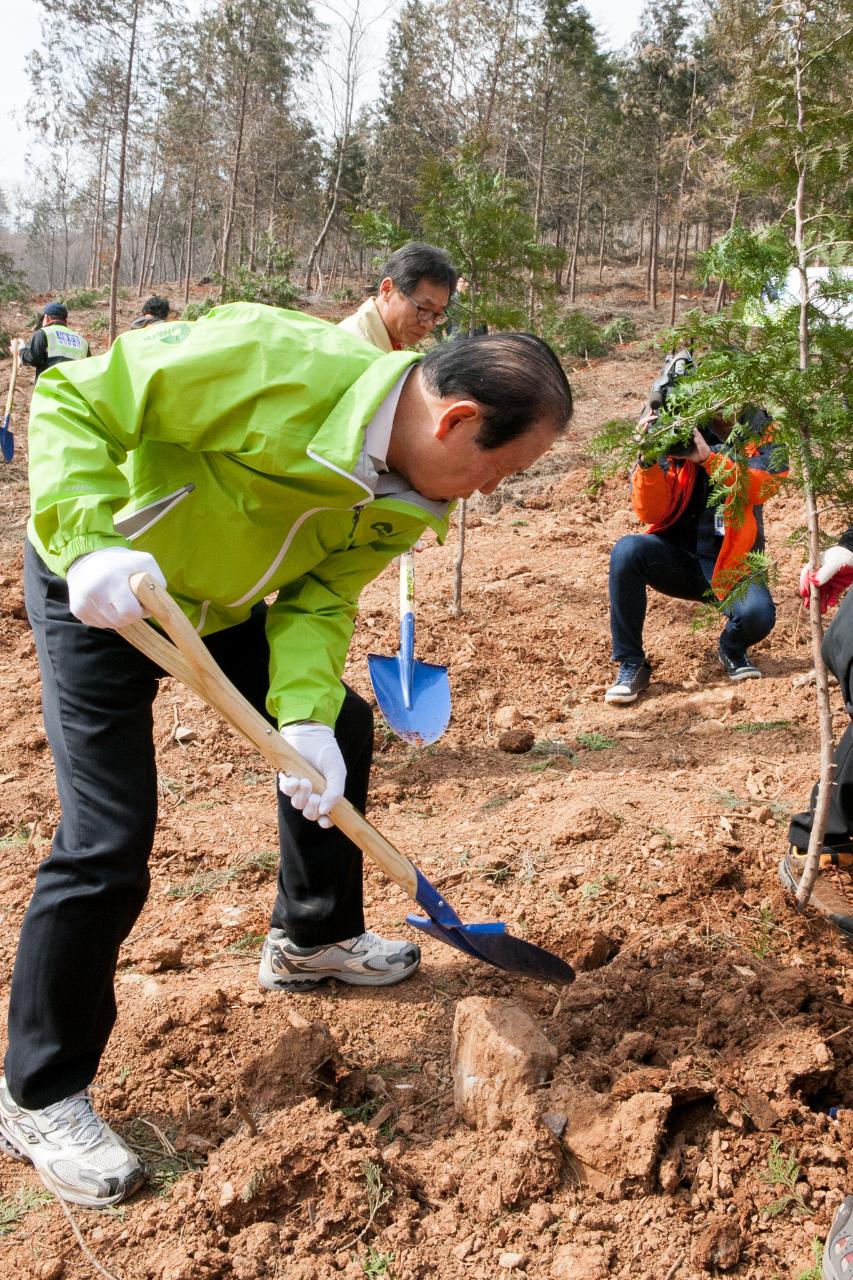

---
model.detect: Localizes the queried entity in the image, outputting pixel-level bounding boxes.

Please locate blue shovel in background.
[368,550,451,745]
[1,340,19,463]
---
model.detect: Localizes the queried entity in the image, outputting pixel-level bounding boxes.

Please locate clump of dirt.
[0,271,850,1279]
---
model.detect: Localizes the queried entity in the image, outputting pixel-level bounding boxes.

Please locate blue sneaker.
[604,662,651,705]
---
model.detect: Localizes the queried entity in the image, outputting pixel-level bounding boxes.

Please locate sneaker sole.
[259,957,420,992]
[724,669,762,681]
[604,689,640,704]
[0,1118,145,1208]
[778,855,853,942]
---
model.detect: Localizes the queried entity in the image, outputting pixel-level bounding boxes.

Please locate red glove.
[799,546,853,613]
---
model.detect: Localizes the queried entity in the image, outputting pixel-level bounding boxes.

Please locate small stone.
[498,1252,525,1269]
[541,1111,567,1138]
[493,705,523,729]
[691,1217,742,1271]
[453,1236,475,1260]
[498,729,535,754]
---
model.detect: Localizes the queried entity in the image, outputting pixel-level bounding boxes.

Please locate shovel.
[1,340,19,463]
[122,574,574,985]
[368,550,451,745]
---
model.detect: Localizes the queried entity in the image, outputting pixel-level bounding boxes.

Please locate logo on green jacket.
[146,323,191,346]
[371,521,394,536]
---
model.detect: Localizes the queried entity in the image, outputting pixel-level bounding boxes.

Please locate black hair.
[419,332,573,448]
[142,296,170,319]
[379,243,458,297]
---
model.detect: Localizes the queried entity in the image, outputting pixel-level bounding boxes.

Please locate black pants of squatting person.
[6,540,373,1111]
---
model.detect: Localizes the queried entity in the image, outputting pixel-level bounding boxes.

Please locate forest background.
[0,0,806,345]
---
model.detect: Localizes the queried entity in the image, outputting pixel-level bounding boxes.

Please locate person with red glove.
[782,528,853,933]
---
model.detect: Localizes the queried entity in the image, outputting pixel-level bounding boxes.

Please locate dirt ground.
[0,277,850,1280]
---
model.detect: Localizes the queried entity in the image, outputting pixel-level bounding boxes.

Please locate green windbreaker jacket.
[27,303,452,727]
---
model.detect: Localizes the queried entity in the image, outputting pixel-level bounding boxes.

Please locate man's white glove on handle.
[67,547,167,629]
[278,722,346,828]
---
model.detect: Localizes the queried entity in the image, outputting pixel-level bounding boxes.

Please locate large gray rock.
[451,997,558,1130]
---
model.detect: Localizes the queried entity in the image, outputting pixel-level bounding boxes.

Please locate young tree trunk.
[597,201,607,282]
[715,192,742,313]
[527,74,552,319]
[108,0,140,345]
[569,133,587,304]
[670,64,698,326]
[791,9,834,910]
[183,164,200,306]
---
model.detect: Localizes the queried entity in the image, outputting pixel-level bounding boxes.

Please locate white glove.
[278,722,346,828]
[67,547,167,629]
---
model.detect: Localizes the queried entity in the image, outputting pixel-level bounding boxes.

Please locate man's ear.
[378,276,394,299]
[434,400,482,441]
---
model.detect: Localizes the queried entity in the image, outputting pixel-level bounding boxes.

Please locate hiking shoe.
[824,1194,853,1278]
[779,846,853,940]
[718,643,761,681]
[604,662,651,705]
[0,1076,145,1208]
[258,928,421,991]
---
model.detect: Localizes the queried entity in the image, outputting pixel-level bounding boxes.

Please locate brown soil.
[0,279,849,1280]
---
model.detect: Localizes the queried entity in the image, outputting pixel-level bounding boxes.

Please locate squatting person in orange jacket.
[604,352,788,705]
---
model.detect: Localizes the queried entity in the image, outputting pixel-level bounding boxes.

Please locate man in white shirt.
[339,243,457,351]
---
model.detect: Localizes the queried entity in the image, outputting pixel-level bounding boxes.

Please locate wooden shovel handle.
[122,574,419,900]
[4,341,19,418]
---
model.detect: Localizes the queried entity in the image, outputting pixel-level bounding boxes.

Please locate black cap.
[43,302,68,321]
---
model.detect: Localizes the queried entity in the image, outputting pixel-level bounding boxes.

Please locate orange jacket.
[631,445,787,599]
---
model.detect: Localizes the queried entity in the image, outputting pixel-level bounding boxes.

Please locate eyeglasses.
[398,289,448,326]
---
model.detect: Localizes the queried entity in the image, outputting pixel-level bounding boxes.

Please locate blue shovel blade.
[406,869,575,984]
[368,654,451,744]
[0,414,13,463]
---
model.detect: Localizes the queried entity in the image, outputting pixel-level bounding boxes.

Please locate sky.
[0,0,649,198]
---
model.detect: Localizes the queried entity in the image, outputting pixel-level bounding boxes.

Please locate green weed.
[576,731,618,751]
[125,1118,205,1198]
[359,1248,395,1276]
[733,720,792,734]
[167,850,277,898]
[511,519,529,527]
[711,789,745,811]
[0,825,29,848]
[585,464,606,497]
[340,1097,385,1125]
[758,1138,809,1217]
[0,1186,53,1235]
[240,1169,267,1202]
[480,793,517,811]
[581,872,619,900]
[62,288,103,308]
[751,906,777,959]
[226,932,267,953]
[531,739,576,759]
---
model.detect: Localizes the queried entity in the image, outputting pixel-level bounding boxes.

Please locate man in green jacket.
[0,303,572,1209]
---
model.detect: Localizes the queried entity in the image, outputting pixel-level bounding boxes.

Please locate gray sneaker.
[604,661,652,705]
[718,642,762,681]
[0,1076,145,1208]
[259,928,421,991]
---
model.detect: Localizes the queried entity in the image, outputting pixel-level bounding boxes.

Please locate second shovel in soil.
[368,550,450,745]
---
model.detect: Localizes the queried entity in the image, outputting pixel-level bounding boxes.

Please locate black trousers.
[6,542,372,1109]
[788,722,853,851]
